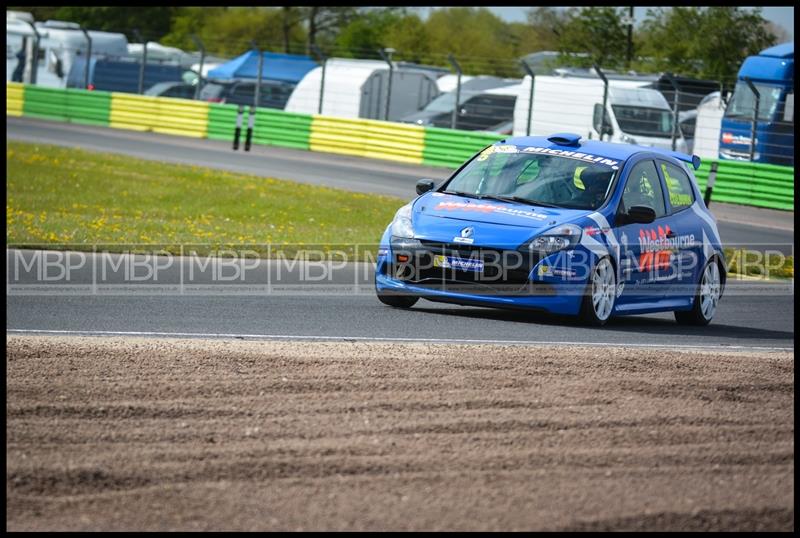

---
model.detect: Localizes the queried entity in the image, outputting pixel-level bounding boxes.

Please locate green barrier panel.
[207,103,239,142]
[22,85,68,121]
[694,160,794,211]
[423,126,504,168]
[65,88,111,126]
[254,108,312,150]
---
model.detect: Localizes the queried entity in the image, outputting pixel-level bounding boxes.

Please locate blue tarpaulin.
[207,50,318,83]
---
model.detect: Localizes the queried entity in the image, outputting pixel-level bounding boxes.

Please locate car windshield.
[724,81,783,121]
[612,105,674,138]
[423,91,478,113]
[443,145,621,210]
[199,82,226,99]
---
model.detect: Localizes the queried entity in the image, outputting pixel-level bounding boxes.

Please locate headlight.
[528,224,582,254]
[390,203,414,238]
[622,134,637,145]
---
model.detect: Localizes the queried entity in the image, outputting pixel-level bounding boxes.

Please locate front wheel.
[376,292,419,309]
[578,257,616,326]
[675,259,721,326]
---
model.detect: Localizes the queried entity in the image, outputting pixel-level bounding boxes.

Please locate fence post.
[244,106,255,151]
[251,41,263,109]
[447,54,462,130]
[703,161,718,207]
[233,105,243,150]
[378,47,395,121]
[664,72,680,151]
[311,44,327,114]
[80,27,92,89]
[593,64,609,142]
[743,77,761,162]
[190,34,205,100]
[22,20,40,84]
[519,59,536,136]
[133,29,147,94]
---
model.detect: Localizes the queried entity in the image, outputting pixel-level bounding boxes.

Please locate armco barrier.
[694,160,794,211]
[22,85,69,121]
[310,116,424,164]
[423,126,504,168]
[65,88,111,126]
[109,93,159,132]
[207,103,239,142]
[7,82,794,211]
[153,97,208,138]
[254,108,312,150]
[6,82,24,117]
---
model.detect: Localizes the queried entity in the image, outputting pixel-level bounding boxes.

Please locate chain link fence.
[6,22,795,167]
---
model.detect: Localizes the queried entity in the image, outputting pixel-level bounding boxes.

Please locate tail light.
[87,84,95,91]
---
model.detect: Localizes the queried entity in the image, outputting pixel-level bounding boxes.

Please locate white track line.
[5,329,793,352]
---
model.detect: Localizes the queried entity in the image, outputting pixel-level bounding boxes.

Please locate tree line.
[14,6,785,86]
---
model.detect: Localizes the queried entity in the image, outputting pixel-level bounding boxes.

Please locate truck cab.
[719,42,794,166]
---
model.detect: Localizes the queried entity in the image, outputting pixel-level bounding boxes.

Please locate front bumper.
[375,239,590,316]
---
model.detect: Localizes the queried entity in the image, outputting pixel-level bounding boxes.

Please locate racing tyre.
[578,257,616,327]
[377,292,419,309]
[675,259,721,326]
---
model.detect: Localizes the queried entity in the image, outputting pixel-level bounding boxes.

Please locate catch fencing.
[7,81,794,211]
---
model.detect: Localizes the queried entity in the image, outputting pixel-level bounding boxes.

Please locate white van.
[284,57,440,121]
[6,14,128,87]
[513,75,689,153]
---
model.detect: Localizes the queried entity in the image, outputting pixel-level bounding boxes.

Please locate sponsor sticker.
[433,255,484,272]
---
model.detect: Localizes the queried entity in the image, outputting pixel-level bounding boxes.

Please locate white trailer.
[284,57,440,121]
[7,14,128,87]
[691,92,725,160]
[513,74,689,153]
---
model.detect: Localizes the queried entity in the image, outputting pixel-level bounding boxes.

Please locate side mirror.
[626,205,657,224]
[416,179,435,195]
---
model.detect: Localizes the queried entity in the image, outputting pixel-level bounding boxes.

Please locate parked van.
[512,75,688,153]
[7,15,128,87]
[401,84,522,132]
[284,58,440,121]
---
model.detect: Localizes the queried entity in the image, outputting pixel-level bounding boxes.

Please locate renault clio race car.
[374,133,726,326]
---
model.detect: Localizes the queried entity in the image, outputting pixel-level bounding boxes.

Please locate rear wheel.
[377,292,419,309]
[675,259,721,326]
[578,257,616,326]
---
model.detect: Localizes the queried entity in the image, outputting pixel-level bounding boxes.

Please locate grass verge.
[7,141,405,260]
[6,141,793,278]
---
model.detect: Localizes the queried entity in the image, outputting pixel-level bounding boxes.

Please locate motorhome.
[719,42,793,166]
[284,58,440,121]
[512,74,689,153]
[7,13,128,88]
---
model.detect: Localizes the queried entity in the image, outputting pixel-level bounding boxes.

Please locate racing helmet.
[579,166,614,202]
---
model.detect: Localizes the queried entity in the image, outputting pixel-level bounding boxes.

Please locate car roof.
[499,134,698,168]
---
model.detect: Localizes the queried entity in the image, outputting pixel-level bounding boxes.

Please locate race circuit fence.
[6,81,795,210]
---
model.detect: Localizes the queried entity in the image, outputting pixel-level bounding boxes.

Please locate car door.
[613,158,672,308]
[655,159,704,303]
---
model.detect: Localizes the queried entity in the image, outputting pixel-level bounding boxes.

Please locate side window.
[660,161,695,211]
[620,160,667,218]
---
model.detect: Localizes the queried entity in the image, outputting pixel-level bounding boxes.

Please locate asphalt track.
[6,250,795,350]
[6,117,795,253]
[6,117,795,350]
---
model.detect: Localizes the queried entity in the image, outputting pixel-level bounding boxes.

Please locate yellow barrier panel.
[6,82,24,117]
[154,97,209,138]
[109,93,209,138]
[110,93,159,132]
[309,115,424,165]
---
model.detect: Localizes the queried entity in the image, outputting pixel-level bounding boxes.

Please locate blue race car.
[374,133,726,326]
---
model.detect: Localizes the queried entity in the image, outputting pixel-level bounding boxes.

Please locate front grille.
[388,240,547,295]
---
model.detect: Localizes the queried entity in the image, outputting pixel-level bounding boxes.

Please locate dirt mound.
[6,336,794,531]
